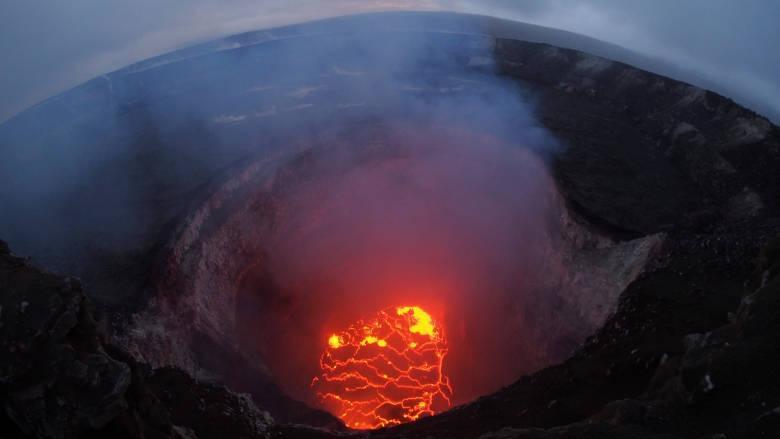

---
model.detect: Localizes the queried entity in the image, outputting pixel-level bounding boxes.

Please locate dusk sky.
[1,0,778,122]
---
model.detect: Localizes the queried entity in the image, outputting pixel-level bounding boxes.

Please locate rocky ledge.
[0,240,272,439]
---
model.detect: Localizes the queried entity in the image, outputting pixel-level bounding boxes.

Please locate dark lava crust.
[1,12,780,439]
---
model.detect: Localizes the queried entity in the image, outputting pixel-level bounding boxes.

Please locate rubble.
[0,242,273,439]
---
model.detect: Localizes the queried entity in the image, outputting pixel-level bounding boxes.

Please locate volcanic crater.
[1,11,779,439]
[129,119,661,428]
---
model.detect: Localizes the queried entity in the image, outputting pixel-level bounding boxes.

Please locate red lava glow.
[238,127,559,419]
[312,305,452,429]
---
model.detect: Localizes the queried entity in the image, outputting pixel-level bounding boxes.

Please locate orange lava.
[312,306,452,429]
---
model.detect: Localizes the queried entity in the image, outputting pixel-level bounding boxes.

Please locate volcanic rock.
[0,241,273,439]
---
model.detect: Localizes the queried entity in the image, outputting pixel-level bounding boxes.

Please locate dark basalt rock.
[0,243,272,439]
[491,38,780,237]
[144,367,273,439]
[0,242,130,438]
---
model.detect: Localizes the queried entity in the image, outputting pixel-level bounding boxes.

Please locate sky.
[0,0,778,123]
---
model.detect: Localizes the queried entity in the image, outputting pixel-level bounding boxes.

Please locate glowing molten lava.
[312,306,452,429]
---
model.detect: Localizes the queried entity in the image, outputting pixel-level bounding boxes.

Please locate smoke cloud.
[248,125,561,404]
[208,27,572,405]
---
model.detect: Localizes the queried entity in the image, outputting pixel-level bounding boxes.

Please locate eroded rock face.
[0,241,273,439]
[271,226,780,439]
[0,240,130,438]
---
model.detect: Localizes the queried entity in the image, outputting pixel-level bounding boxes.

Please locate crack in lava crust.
[312,306,452,429]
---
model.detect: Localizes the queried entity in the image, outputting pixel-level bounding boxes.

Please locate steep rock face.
[0,241,273,439]
[493,38,780,236]
[124,125,665,414]
[271,224,780,438]
[479,232,780,439]
[0,240,131,438]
